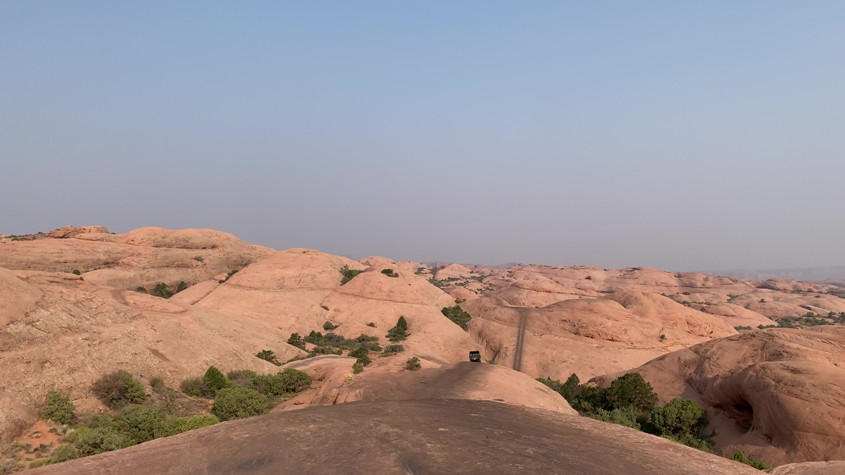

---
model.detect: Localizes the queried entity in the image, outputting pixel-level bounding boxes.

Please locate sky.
[2,1,844,271]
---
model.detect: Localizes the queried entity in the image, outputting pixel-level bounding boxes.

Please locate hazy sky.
[2,1,844,271]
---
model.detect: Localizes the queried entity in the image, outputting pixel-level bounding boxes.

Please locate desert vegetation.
[1,364,305,470]
[441,305,471,330]
[539,373,716,453]
[339,265,363,285]
[386,316,409,341]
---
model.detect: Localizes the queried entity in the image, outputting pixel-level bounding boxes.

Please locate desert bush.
[649,398,709,446]
[731,451,769,470]
[323,321,339,330]
[309,346,343,356]
[155,414,219,438]
[203,366,229,394]
[386,316,408,341]
[339,265,363,285]
[66,425,132,456]
[404,357,421,371]
[42,391,76,426]
[218,269,238,284]
[349,347,369,359]
[92,370,146,409]
[256,350,280,365]
[175,281,188,293]
[276,368,312,393]
[179,377,208,398]
[111,404,162,444]
[50,444,79,463]
[591,406,642,430]
[605,373,658,413]
[29,458,51,469]
[71,269,81,276]
[537,377,562,393]
[149,377,165,392]
[366,322,377,327]
[381,268,398,278]
[352,362,364,374]
[287,332,306,350]
[382,344,405,356]
[135,286,147,293]
[212,387,269,421]
[441,306,472,330]
[152,282,173,298]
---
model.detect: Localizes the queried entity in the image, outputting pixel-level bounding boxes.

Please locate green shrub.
[179,377,208,398]
[71,269,81,276]
[732,451,769,470]
[381,268,399,278]
[649,398,709,443]
[537,377,562,393]
[339,265,363,285]
[287,332,306,350]
[50,444,79,463]
[66,425,132,456]
[356,354,372,367]
[212,387,269,421]
[366,322,377,328]
[560,374,581,401]
[323,321,339,330]
[256,350,280,365]
[135,286,147,293]
[111,404,162,444]
[152,282,173,298]
[441,306,472,330]
[382,344,404,356]
[175,281,188,293]
[203,366,229,394]
[352,362,364,374]
[276,368,312,393]
[404,357,421,371]
[605,373,658,413]
[386,316,409,341]
[91,370,146,409]
[591,406,641,430]
[155,414,219,438]
[29,458,51,469]
[42,391,76,426]
[309,346,343,356]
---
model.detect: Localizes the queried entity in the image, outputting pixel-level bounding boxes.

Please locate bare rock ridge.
[1,225,844,471]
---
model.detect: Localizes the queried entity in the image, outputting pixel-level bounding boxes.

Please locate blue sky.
[2,1,843,270]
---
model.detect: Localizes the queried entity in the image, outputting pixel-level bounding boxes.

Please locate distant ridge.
[706,266,845,283]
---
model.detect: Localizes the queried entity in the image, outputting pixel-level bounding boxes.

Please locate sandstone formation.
[593,326,845,466]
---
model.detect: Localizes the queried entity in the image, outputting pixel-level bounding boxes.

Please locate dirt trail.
[513,312,527,371]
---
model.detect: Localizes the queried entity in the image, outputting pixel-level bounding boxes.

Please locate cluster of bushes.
[65,406,219,459]
[34,370,224,467]
[754,311,845,330]
[441,305,472,330]
[539,373,713,451]
[179,366,312,421]
[134,281,189,298]
[339,265,363,285]
[301,331,381,357]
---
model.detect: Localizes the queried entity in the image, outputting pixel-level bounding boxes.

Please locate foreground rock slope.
[31,399,759,475]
